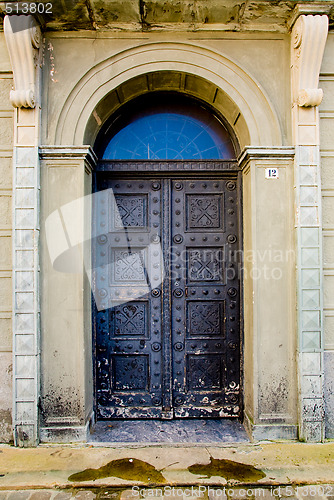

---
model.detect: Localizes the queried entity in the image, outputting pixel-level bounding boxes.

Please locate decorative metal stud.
[174,342,184,351]
[173,288,184,298]
[98,289,107,298]
[97,234,107,245]
[152,182,161,190]
[152,342,162,352]
[227,234,237,244]
[175,182,183,190]
[151,289,161,297]
[173,234,183,244]
[228,287,237,297]
[228,394,238,404]
[151,234,160,243]
[226,181,236,191]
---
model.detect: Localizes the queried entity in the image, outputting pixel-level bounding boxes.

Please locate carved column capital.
[4,15,41,108]
[291,14,328,107]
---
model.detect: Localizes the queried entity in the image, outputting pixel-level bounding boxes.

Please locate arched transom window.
[101,95,236,160]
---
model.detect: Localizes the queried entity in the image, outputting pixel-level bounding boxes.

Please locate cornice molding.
[288,3,332,30]
[238,147,295,169]
[291,14,328,107]
[39,145,98,170]
[3,15,41,108]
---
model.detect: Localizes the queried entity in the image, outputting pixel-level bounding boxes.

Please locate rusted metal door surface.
[94,161,241,419]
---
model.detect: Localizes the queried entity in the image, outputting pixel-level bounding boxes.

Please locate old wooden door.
[94,161,241,419]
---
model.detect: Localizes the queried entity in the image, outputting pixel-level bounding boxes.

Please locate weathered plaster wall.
[0,33,13,443]
[320,32,334,438]
[41,32,291,148]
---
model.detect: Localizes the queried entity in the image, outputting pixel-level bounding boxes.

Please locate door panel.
[95,174,241,419]
[171,179,240,417]
[95,179,164,418]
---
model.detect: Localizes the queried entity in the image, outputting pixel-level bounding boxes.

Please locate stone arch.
[54,42,283,149]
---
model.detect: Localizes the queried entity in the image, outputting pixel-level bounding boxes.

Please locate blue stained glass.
[102,108,235,160]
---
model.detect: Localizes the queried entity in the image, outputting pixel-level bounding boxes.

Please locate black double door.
[94,170,241,419]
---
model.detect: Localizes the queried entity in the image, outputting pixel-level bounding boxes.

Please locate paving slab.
[0,442,333,492]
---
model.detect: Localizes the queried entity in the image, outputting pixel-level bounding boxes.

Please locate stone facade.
[0,1,333,445]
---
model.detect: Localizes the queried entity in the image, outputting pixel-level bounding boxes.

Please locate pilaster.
[39,146,96,443]
[4,14,42,446]
[239,147,297,441]
[290,9,329,441]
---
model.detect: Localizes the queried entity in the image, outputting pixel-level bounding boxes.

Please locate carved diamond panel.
[110,302,148,337]
[188,248,223,282]
[300,166,317,185]
[302,352,321,374]
[188,301,224,336]
[112,355,148,391]
[300,206,318,226]
[301,248,320,267]
[302,310,320,330]
[300,228,319,247]
[187,355,222,390]
[114,195,147,228]
[302,331,321,350]
[112,248,146,282]
[186,195,222,229]
[16,167,35,187]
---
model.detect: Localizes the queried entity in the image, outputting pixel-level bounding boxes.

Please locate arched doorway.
[93,92,242,420]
